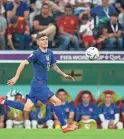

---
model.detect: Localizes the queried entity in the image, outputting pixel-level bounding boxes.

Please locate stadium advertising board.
[0,51,124,62]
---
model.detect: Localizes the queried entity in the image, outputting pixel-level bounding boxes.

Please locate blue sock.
[53,105,66,126]
[4,100,24,111]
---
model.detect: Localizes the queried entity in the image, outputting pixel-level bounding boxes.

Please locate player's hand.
[7,76,19,86]
[63,74,75,81]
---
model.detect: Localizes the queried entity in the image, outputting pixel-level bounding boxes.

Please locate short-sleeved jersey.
[30,104,53,124]
[75,103,98,121]
[99,103,119,120]
[27,48,56,84]
[52,102,75,120]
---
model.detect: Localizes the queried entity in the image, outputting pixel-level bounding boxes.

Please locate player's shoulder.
[111,103,118,108]
[47,48,54,55]
[98,103,105,108]
[33,48,41,55]
[47,48,53,53]
[77,103,83,109]
[66,102,74,106]
[90,102,97,108]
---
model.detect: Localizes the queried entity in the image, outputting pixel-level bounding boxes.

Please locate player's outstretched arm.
[50,63,75,81]
[7,60,29,86]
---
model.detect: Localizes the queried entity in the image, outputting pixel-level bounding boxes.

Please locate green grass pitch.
[0,129,124,139]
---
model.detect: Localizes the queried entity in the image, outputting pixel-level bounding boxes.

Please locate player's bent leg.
[101,121,109,129]
[116,122,123,129]
[4,100,24,111]
[24,99,34,120]
[50,95,61,106]
[31,120,38,129]
[50,95,66,127]
[50,95,78,133]
[6,120,13,129]
[46,120,54,129]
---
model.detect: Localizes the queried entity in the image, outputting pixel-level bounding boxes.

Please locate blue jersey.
[99,103,119,120]
[75,103,98,121]
[27,48,56,84]
[53,102,75,120]
[30,104,53,124]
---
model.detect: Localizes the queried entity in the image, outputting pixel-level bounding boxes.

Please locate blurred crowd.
[0,0,124,50]
[0,89,124,129]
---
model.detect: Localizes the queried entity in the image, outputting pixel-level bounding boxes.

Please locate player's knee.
[24,105,32,112]
[31,120,38,129]
[6,120,13,129]
[24,120,31,129]
[46,120,54,129]
[0,122,4,128]
[55,99,61,106]
[117,122,123,129]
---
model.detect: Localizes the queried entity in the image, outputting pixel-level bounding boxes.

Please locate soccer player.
[99,91,123,129]
[0,33,77,133]
[75,91,98,129]
[53,89,76,129]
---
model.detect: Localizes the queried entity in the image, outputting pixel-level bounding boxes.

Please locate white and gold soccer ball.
[85,47,99,60]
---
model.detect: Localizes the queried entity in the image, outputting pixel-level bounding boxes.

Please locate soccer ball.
[85,47,99,60]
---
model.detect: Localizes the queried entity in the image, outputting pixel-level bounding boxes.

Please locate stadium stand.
[0,0,123,50]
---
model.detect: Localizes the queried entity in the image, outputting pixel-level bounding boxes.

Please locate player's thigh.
[50,95,61,106]
[30,82,55,104]
[24,99,34,111]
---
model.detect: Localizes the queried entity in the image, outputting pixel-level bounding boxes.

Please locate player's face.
[15,95,22,102]
[57,92,67,102]
[105,94,112,104]
[37,36,48,48]
[81,94,91,104]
